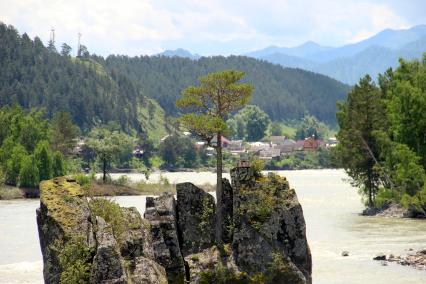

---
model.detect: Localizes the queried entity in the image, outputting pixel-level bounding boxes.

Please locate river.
[1,169,425,283]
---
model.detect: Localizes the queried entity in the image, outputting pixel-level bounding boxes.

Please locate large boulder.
[144,193,186,283]
[176,182,216,256]
[36,177,95,284]
[231,169,312,284]
[37,177,166,284]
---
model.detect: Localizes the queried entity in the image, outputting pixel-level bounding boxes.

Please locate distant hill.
[0,23,172,138]
[157,48,200,60]
[246,41,332,59]
[245,25,426,84]
[103,55,350,124]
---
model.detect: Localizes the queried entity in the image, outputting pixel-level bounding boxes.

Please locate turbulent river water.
[1,169,426,283]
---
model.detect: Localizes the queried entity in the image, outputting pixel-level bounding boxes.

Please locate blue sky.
[1,0,425,56]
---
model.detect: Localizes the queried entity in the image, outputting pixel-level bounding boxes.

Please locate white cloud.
[0,0,422,55]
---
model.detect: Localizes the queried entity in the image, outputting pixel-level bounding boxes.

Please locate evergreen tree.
[60,43,72,57]
[34,141,53,182]
[336,75,385,207]
[176,69,253,243]
[19,155,39,188]
[50,111,79,156]
[52,151,66,177]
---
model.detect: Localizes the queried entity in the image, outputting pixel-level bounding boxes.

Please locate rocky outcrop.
[231,169,312,284]
[36,177,95,284]
[374,250,426,270]
[144,193,186,283]
[176,182,216,256]
[37,177,166,284]
[38,165,311,284]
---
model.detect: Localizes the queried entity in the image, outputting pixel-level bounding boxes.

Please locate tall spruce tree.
[336,75,386,207]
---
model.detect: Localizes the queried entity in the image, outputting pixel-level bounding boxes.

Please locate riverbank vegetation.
[336,55,426,217]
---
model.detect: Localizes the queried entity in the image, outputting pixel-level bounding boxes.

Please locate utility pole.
[50,27,55,44]
[77,32,82,57]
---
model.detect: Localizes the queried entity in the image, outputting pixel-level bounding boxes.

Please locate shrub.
[250,157,265,178]
[375,187,400,208]
[114,175,130,186]
[89,198,126,243]
[73,173,93,187]
[57,237,93,284]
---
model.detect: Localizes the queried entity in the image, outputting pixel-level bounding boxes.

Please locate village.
[201,134,338,160]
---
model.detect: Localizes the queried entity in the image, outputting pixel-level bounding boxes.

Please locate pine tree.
[176,70,253,242]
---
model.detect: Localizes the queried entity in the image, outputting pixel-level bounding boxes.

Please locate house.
[227,140,246,155]
[278,139,296,153]
[303,136,322,151]
[211,135,231,148]
[326,137,338,148]
[133,148,144,158]
[247,141,271,152]
[258,148,281,160]
[269,136,287,145]
[295,140,305,151]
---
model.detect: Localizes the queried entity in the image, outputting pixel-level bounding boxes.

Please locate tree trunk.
[367,169,373,208]
[103,158,107,183]
[216,133,223,244]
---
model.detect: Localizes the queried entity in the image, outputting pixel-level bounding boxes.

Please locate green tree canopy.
[50,111,80,156]
[336,75,385,207]
[86,126,134,182]
[176,69,253,243]
[295,115,326,140]
[229,105,270,141]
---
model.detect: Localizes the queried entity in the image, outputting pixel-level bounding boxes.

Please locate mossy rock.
[39,176,90,237]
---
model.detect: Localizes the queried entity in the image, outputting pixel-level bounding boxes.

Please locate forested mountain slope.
[102,55,350,124]
[0,23,170,138]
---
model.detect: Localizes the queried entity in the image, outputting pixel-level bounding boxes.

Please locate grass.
[137,98,171,143]
[0,185,23,199]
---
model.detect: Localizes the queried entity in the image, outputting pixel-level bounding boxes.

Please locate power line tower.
[50,27,55,44]
[47,27,56,52]
[77,32,82,57]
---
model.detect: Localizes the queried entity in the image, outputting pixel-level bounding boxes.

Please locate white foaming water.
[1,170,426,283]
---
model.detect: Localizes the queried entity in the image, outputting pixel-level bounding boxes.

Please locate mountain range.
[159,25,426,84]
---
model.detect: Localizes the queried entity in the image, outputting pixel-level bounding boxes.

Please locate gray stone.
[231,168,312,284]
[144,193,186,283]
[120,207,155,260]
[221,178,234,243]
[130,257,168,284]
[341,251,349,257]
[373,254,387,261]
[176,182,216,256]
[91,216,127,284]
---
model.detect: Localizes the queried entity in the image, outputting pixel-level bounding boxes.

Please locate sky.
[0,0,425,56]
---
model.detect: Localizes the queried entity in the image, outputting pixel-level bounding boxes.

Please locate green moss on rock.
[237,173,296,230]
[39,177,88,236]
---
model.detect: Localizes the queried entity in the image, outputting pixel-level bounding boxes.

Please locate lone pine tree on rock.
[176,69,253,243]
